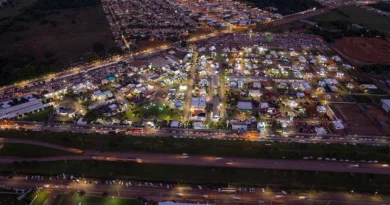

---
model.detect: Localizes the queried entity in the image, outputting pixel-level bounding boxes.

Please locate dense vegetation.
[310,21,386,43]
[362,64,390,74]
[0,0,121,86]
[32,0,101,10]
[242,0,322,15]
[0,53,59,85]
[371,2,390,12]
[309,6,390,42]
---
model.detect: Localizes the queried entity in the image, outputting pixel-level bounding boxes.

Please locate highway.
[0,137,390,175]
[1,176,389,205]
[6,121,390,147]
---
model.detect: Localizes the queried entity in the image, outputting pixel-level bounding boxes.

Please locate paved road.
[1,176,389,205]
[0,138,83,154]
[9,121,390,146]
[0,139,389,174]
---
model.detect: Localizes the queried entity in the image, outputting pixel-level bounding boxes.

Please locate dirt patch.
[330,104,381,135]
[333,37,390,64]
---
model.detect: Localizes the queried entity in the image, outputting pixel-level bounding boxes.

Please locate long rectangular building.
[0,98,52,119]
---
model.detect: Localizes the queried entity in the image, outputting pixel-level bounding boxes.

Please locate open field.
[1,130,390,162]
[364,105,390,135]
[0,0,116,85]
[0,193,25,205]
[3,160,390,194]
[31,191,48,205]
[52,194,70,205]
[0,143,78,158]
[0,0,37,21]
[371,2,390,12]
[72,195,136,205]
[0,5,114,65]
[311,6,390,33]
[242,0,322,15]
[330,104,381,135]
[18,107,53,122]
[333,37,390,64]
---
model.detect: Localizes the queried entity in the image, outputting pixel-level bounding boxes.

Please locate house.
[317,106,326,113]
[249,90,261,97]
[362,84,377,90]
[193,122,205,129]
[315,127,327,135]
[231,121,248,131]
[238,101,253,110]
[260,102,269,109]
[253,82,261,88]
[92,90,113,101]
[170,120,180,128]
[191,97,206,110]
[381,99,390,113]
[333,121,344,129]
[263,81,272,90]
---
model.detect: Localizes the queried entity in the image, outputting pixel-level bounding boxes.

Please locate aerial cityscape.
[0,0,390,204]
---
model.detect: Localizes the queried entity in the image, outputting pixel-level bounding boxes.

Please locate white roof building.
[171,120,180,128]
[362,84,378,90]
[381,99,390,113]
[260,102,269,109]
[238,101,253,110]
[249,90,261,97]
[315,127,327,135]
[0,98,52,119]
[333,121,344,129]
[191,97,207,110]
[317,106,326,113]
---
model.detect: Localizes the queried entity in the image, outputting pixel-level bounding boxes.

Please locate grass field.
[1,130,389,162]
[31,191,48,205]
[72,195,136,205]
[0,143,78,158]
[2,160,390,194]
[0,0,116,86]
[311,6,390,33]
[18,107,53,122]
[0,0,38,20]
[52,194,70,205]
[0,193,25,205]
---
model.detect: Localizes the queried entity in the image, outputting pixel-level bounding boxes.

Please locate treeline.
[371,2,390,12]
[0,52,60,86]
[362,64,390,74]
[0,0,101,33]
[32,0,101,10]
[242,0,323,15]
[309,20,387,43]
[0,41,123,86]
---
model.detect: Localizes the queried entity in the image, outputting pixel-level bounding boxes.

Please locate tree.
[84,111,99,122]
[92,42,105,55]
[78,190,86,198]
[102,191,108,199]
